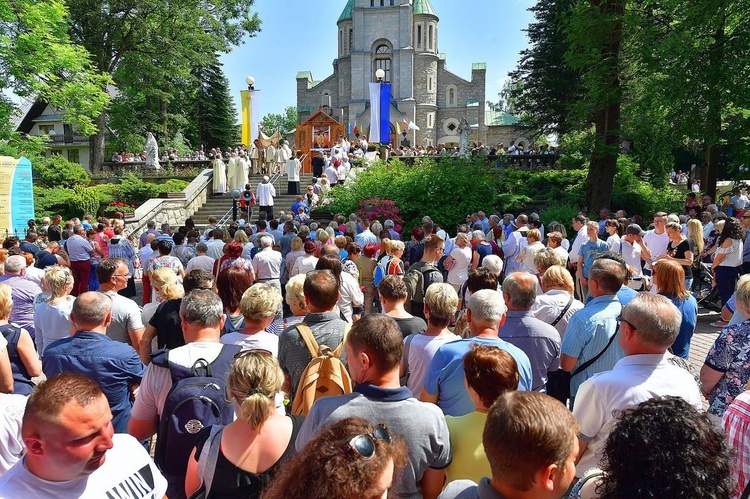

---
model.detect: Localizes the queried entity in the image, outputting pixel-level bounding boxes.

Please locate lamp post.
[231,188,241,221]
[241,76,256,149]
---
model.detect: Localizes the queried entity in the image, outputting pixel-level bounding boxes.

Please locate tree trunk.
[584,0,624,212]
[89,111,107,173]
[700,22,725,200]
[159,97,168,138]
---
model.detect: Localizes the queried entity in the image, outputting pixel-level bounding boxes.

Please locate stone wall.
[123,169,212,241]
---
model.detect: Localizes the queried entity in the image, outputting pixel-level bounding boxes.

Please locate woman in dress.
[445,232,472,294]
[185,351,303,499]
[212,152,227,195]
[604,219,621,253]
[711,216,745,306]
[652,259,697,359]
[33,265,75,356]
[263,417,407,499]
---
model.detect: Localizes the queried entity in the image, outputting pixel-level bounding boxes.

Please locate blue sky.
[220,0,535,119]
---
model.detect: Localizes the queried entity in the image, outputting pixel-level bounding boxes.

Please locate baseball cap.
[625,224,645,237]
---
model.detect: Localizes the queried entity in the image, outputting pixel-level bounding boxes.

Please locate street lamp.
[231,188,241,221]
[246,76,255,90]
[375,68,385,83]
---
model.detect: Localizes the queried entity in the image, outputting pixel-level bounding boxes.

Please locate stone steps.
[191,173,316,225]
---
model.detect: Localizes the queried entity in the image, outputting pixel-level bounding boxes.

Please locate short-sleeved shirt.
[66,234,94,261]
[393,316,427,338]
[43,331,145,433]
[705,320,750,416]
[295,384,452,499]
[500,311,561,391]
[423,337,533,417]
[220,331,279,357]
[404,332,461,399]
[561,294,624,397]
[578,240,609,278]
[148,298,184,350]
[277,312,348,401]
[666,239,693,279]
[100,290,144,347]
[444,411,490,484]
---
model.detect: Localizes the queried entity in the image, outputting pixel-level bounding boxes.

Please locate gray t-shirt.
[405,333,461,399]
[296,384,452,499]
[101,290,144,347]
[277,312,348,400]
[439,477,506,499]
[500,311,561,392]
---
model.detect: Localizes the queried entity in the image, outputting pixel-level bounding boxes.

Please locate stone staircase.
[191,173,316,226]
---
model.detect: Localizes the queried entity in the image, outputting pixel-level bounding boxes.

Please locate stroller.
[693,262,722,312]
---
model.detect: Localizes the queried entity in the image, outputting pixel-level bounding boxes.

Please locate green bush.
[162,179,189,192]
[118,174,161,203]
[70,186,100,218]
[539,202,583,228]
[89,184,121,205]
[34,187,75,220]
[611,156,683,216]
[34,155,90,189]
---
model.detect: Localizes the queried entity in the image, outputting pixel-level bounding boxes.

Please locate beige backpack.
[291,323,352,416]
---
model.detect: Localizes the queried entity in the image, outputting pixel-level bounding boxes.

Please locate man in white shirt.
[572,293,702,476]
[128,290,239,498]
[256,175,276,220]
[641,211,669,277]
[0,373,167,497]
[619,224,651,291]
[502,214,530,275]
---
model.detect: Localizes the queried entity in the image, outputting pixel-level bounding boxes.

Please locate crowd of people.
[2,188,750,498]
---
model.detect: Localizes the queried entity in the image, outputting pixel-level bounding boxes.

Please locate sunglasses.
[345,424,391,460]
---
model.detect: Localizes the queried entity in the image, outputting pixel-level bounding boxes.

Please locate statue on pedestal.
[144,132,161,170]
[457,119,472,157]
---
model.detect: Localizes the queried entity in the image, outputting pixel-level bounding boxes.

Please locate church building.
[296,0,525,148]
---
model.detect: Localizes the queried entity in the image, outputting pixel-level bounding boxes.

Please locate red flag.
[402,119,409,130]
[353,124,359,135]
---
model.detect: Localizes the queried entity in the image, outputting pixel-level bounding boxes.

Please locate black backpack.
[151,344,240,477]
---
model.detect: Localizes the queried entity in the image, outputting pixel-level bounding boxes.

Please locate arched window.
[373,44,391,82]
[446,85,457,107]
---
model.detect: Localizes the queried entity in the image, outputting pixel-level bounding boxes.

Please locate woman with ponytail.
[185,351,303,498]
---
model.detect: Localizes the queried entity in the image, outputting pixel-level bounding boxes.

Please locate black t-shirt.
[667,239,693,279]
[47,224,62,242]
[393,316,428,339]
[193,415,304,499]
[149,298,185,350]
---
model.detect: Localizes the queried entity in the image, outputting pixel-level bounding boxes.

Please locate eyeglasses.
[114,273,132,278]
[345,424,391,460]
[616,315,636,330]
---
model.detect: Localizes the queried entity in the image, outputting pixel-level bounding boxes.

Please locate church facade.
[296,0,527,148]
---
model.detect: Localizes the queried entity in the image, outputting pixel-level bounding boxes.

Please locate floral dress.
[705,320,750,416]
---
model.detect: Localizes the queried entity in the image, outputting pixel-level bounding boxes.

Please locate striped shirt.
[723,391,750,498]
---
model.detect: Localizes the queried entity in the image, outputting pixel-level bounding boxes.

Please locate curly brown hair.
[262,417,407,499]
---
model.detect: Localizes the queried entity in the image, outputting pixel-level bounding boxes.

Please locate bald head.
[70,292,112,331]
[145,233,157,244]
[320,244,339,259]
[502,272,537,311]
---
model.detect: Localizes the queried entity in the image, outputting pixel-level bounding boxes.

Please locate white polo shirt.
[573,353,702,476]
[642,230,669,271]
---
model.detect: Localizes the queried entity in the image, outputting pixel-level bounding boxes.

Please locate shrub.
[34,155,90,189]
[34,187,75,220]
[118,174,161,203]
[163,179,189,192]
[89,183,121,205]
[70,186,100,218]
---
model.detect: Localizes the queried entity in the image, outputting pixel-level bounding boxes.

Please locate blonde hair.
[0,284,12,319]
[541,265,574,294]
[380,238,392,256]
[526,229,541,242]
[687,219,704,254]
[455,233,470,245]
[43,265,74,299]
[424,283,458,326]
[389,240,405,254]
[316,228,330,245]
[285,274,307,312]
[150,267,184,300]
[534,248,564,274]
[735,275,750,315]
[239,283,282,322]
[226,352,283,430]
[234,230,249,245]
[291,237,304,251]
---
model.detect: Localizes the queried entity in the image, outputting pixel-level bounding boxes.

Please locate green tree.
[65,0,261,171]
[260,107,298,135]
[183,57,238,150]
[0,0,109,150]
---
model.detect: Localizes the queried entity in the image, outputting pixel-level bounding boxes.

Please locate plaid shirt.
[723,391,750,497]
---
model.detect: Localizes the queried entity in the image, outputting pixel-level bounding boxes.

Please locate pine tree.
[184,58,238,151]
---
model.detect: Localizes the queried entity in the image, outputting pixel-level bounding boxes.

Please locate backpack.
[402,263,439,314]
[151,344,241,477]
[373,255,392,286]
[291,323,352,416]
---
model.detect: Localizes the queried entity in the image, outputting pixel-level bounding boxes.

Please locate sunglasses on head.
[345,424,391,460]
